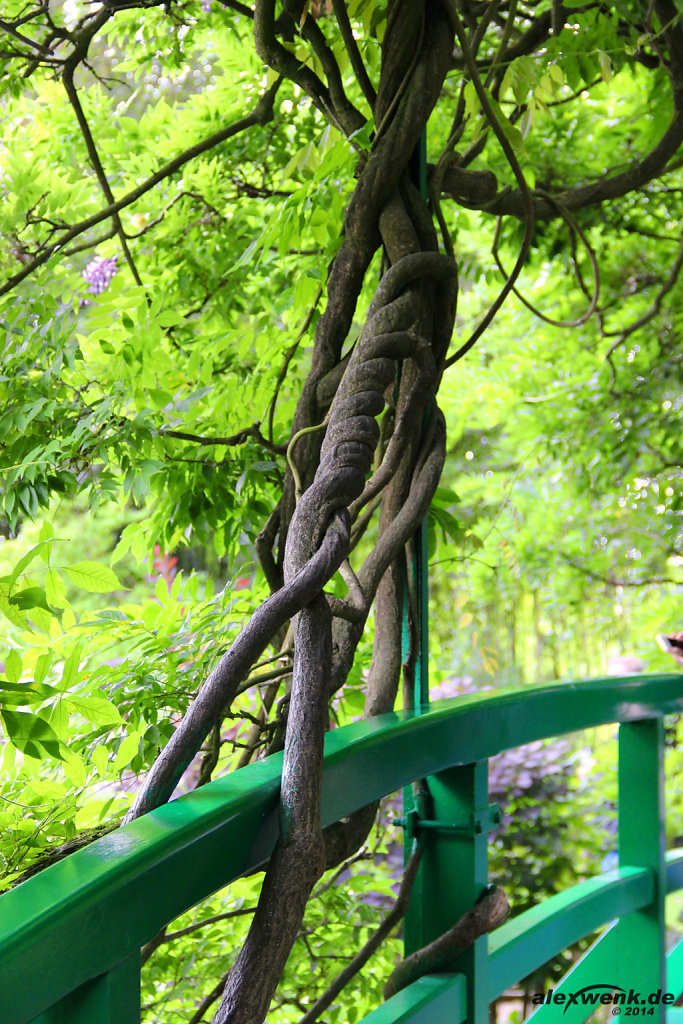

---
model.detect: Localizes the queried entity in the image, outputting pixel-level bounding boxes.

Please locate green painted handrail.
[360,974,467,1024]
[359,853,683,1024]
[488,866,654,1000]
[2,673,682,1024]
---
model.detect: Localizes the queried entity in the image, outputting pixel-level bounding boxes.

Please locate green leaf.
[597,50,613,82]
[0,592,27,627]
[66,693,121,727]
[463,80,479,117]
[111,523,138,566]
[63,561,123,593]
[8,587,51,612]
[91,745,109,775]
[343,689,365,715]
[5,649,22,683]
[432,487,461,507]
[45,569,68,609]
[1,709,64,760]
[487,93,525,150]
[62,751,87,787]
[113,731,142,772]
[27,605,52,634]
[34,652,53,685]
[9,540,52,585]
[60,646,83,691]
[0,679,58,706]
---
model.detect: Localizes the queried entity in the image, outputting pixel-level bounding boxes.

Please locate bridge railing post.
[617,718,666,1015]
[30,952,140,1024]
[403,760,490,1024]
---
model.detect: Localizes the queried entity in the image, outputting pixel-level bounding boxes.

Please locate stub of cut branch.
[383,884,510,1000]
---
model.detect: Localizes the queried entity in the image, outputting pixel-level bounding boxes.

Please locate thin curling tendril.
[492,187,600,328]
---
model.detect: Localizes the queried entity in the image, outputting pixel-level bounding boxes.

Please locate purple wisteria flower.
[83,254,118,295]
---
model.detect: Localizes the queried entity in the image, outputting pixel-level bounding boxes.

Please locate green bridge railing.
[3,673,683,1024]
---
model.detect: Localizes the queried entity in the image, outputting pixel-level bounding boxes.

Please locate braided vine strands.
[278,0,456,538]
[287,252,456,580]
[212,252,456,1024]
[125,2,458,835]
[123,513,350,823]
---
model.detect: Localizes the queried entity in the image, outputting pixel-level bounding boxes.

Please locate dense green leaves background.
[1,0,682,1018]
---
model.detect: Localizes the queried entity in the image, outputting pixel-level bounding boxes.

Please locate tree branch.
[123,509,350,822]
[189,970,233,1024]
[383,884,509,999]
[164,906,257,944]
[160,422,286,456]
[485,113,683,223]
[359,411,446,598]
[331,0,376,109]
[561,555,678,588]
[62,66,143,287]
[0,80,282,297]
[0,16,53,53]
[443,0,535,367]
[254,0,353,135]
[603,230,683,376]
[212,591,332,1024]
[216,0,254,16]
[297,8,365,136]
[267,288,323,445]
[298,840,424,1024]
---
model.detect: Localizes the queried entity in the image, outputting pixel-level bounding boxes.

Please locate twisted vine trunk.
[210,4,458,1020]
[127,2,459,1021]
[6,0,683,1019]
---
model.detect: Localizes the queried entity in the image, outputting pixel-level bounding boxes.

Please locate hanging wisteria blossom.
[82,254,118,295]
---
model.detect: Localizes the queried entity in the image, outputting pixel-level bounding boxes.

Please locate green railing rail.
[3,672,683,1024]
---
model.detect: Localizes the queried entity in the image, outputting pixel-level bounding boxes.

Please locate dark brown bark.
[205,5,460,1018]
[212,594,331,1024]
[124,512,350,822]
[4,1,683,1019]
[383,885,510,999]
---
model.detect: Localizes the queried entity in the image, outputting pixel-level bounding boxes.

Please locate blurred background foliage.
[1,0,682,1019]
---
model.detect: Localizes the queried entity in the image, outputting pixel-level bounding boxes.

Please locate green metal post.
[401,122,432,943]
[403,763,490,1023]
[616,718,666,1015]
[31,954,140,1024]
[415,513,430,707]
[403,131,491,1022]
[415,127,429,710]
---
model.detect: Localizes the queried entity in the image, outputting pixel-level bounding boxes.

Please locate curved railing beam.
[1,673,682,1024]
[355,854,683,1024]
[488,867,653,1001]
[357,973,467,1024]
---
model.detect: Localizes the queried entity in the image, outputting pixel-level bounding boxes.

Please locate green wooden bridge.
[3,672,683,1023]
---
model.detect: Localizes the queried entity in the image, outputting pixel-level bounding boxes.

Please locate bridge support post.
[617,718,666,1017]
[31,952,140,1024]
[403,760,490,1024]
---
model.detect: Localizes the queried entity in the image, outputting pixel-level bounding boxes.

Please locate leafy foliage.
[1,0,683,1019]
